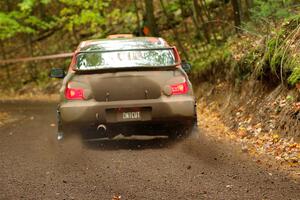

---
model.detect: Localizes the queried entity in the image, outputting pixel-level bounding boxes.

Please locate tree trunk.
[0,40,11,82]
[193,0,210,43]
[246,0,253,9]
[200,0,218,43]
[134,0,142,36]
[189,3,203,41]
[38,1,46,19]
[159,0,188,60]
[178,0,189,33]
[231,0,241,33]
[245,0,253,19]
[144,0,159,36]
[5,0,11,11]
[219,1,228,41]
[26,35,38,82]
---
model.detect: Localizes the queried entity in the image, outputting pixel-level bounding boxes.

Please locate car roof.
[78,37,170,51]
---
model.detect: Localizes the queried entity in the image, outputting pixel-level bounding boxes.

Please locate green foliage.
[18,0,36,12]
[235,17,300,86]
[0,12,33,39]
[251,0,296,21]
[0,0,58,39]
[288,66,300,85]
[59,0,109,32]
[0,0,139,40]
[1,0,300,93]
[191,44,231,73]
[164,1,180,13]
[267,20,300,85]
[191,12,300,86]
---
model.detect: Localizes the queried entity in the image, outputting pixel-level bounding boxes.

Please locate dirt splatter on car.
[51,37,197,140]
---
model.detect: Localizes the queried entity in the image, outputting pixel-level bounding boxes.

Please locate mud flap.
[57,107,64,140]
[194,101,198,127]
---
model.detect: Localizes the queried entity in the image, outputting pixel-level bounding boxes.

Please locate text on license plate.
[122,111,140,119]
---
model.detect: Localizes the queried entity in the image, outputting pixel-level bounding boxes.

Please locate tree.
[231,0,241,33]
[159,0,188,60]
[178,0,189,33]
[144,0,159,36]
[193,0,210,43]
[133,0,142,36]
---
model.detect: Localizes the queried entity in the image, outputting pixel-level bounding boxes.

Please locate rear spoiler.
[73,46,182,71]
[0,47,182,67]
[77,47,177,54]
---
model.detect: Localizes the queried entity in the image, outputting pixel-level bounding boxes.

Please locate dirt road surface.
[0,100,299,200]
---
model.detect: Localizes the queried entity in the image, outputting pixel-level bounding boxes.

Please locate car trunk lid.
[85,70,177,101]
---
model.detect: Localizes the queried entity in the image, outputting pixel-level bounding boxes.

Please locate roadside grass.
[189,16,300,87]
[190,44,231,73]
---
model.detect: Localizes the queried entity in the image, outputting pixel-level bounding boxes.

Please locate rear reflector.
[65,87,84,100]
[170,81,188,95]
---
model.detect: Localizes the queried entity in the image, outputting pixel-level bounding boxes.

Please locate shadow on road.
[82,136,177,150]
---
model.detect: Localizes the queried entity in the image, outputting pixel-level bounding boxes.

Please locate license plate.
[106,107,151,122]
[122,111,141,120]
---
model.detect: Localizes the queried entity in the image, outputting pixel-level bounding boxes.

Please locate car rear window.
[75,49,176,70]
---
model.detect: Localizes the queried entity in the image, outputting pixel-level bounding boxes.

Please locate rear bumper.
[59,96,196,125]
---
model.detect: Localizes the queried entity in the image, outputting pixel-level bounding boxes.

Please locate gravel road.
[0,100,299,200]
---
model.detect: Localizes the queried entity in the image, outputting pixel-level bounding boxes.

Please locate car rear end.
[57,37,197,139]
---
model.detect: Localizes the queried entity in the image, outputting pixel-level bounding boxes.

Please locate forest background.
[0,0,299,94]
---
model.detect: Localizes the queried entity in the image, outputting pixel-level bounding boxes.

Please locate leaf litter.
[0,112,12,127]
[197,100,300,179]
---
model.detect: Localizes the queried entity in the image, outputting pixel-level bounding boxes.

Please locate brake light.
[170,81,188,95]
[65,87,84,100]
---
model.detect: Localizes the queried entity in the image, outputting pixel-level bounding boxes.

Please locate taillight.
[170,81,188,95]
[65,87,84,100]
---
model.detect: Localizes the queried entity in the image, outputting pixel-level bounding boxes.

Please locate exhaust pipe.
[97,124,116,139]
[97,124,107,133]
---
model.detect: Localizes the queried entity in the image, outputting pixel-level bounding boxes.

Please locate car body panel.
[60,95,195,124]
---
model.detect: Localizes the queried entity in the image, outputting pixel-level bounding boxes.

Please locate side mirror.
[181,61,192,73]
[50,68,65,78]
